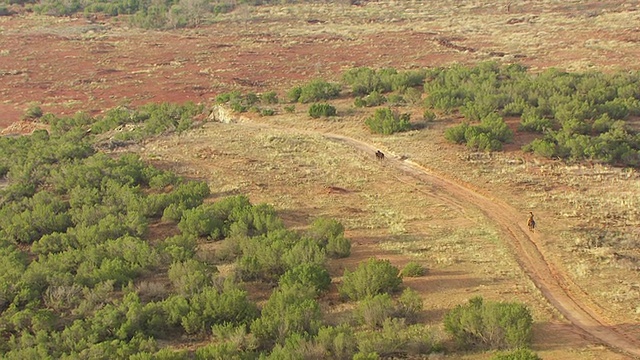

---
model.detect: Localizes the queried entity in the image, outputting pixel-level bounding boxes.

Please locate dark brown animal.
[527,212,536,232]
[375,150,385,160]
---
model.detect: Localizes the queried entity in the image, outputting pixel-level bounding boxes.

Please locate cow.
[375,150,385,160]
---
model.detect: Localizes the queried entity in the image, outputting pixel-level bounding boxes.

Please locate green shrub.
[353,352,380,360]
[167,284,258,335]
[167,259,215,295]
[194,342,243,360]
[306,217,351,258]
[523,138,558,158]
[444,122,470,144]
[314,325,357,360]
[356,318,442,358]
[286,86,302,103]
[354,91,386,107]
[491,348,542,360]
[307,217,344,246]
[267,332,324,359]
[158,234,197,262]
[365,108,411,135]
[178,205,225,239]
[279,263,331,295]
[423,109,436,122]
[309,103,337,118]
[260,108,275,116]
[327,235,351,258]
[236,230,295,282]
[260,91,279,105]
[250,284,321,348]
[342,67,387,96]
[281,237,327,270]
[356,294,396,329]
[211,322,258,353]
[23,103,43,120]
[387,93,406,106]
[339,258,402,301]
[284,105,295,113]
[444,296,533,350]
[290,79,341,103]
[396,288,423,322]
[0,4,10,16]
[401,261,426,277]
[519,107,553,133]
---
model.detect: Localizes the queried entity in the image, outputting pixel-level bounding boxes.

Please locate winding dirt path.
[323,132,640,358]
[224,115,639,358]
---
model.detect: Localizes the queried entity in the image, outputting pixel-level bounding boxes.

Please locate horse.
[527,212,536,232]
[375,150,385,160]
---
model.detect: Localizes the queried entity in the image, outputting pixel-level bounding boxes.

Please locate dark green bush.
[401,261,426,277]
[339,258,402,301]
[178,205,225,239]
[250,284,321,348]
[279,263,331,295]
[522,137,557,158]
[281,237,326,270]
[260,91,279,105]
[326,234,351,258]
[343,67,387,96]
[365,108,411,135]
[167,259,215,295]
[444,122,470,144]
[445,113,513,152]
[356,318,442,358]
[396,288,423,322]
[260,108,275,116]
[519,107,553,133]
[23,103,43,120]
[309,103,337,118]
[356,294,396,329]
[423,109,436,122]
[491,348,542,360]
[314,324,357,360]
[444,296,533,350]
[289,80,341,103]
[306,217,351,258]
[354,91,387,108]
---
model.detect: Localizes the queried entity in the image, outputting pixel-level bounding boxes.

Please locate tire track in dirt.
[322,133,640,359]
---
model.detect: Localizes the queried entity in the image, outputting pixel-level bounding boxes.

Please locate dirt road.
[325,132,640,358]
[225,116,639,358]
[323,132,640,358]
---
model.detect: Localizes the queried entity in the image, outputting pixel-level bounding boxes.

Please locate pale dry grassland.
[219,0,640,73]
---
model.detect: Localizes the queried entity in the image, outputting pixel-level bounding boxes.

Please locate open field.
[2,0,640,127]
[2,1,640,358]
